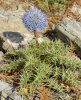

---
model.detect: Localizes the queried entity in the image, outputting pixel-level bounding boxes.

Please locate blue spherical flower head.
[22,6,48,32]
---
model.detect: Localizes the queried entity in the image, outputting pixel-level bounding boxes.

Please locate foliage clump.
[1,40,81,93]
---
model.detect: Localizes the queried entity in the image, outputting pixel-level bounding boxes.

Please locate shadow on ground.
[43,30,57,40]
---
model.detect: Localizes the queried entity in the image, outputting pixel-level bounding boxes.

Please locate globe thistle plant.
[22,6,48,44]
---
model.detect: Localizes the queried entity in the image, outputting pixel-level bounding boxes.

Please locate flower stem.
[34,31,39,45]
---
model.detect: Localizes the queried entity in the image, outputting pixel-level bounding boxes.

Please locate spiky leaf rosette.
[22,6,48,32]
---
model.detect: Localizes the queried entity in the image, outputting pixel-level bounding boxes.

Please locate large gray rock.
[0,80,22,100]
[55,17,81,57]
[0,6,34,52]
[1,32,33,52]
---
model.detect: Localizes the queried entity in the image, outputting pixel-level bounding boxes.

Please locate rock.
[0,51,4,62]
[2,40,15,53]
[55,17,81,57]
[65,95,73,100]
[0,80,22,100]
[3,10,12,17]
[8,91,23,100]
[0,8,5,15]
[0,7,34,52]
[0,14,8,22]
[51,92,76,100]
[37,36,49,44]
[1,32,33,52]
[0,81,12,92]
[70,3,81,21]
[71,3,81,15]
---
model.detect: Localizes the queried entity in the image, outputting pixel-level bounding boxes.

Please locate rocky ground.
[0,1,81,100]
